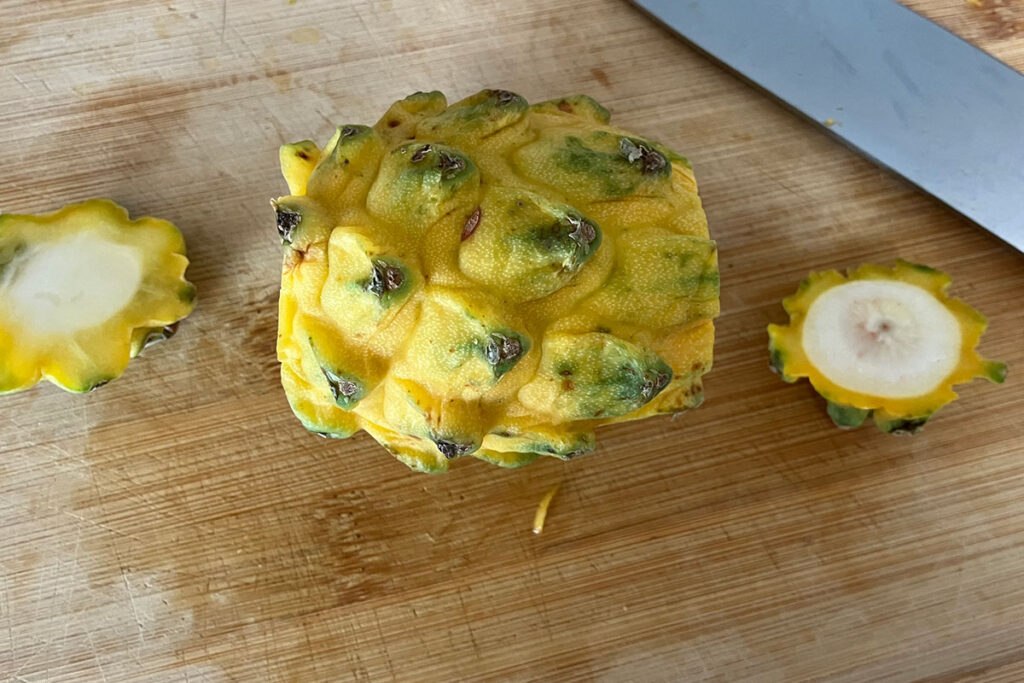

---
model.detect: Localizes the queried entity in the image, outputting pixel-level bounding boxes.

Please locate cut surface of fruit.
[276,89,718,472]
[0,199,196,394]
[802,280,961,398]
[769,261,1006,434]
[5,232,144,335]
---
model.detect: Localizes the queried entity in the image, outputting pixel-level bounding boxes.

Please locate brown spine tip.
[566,214,597,247]
[484,333,522,366]
[436,151,466,178]
[462,207,482,241]
[639,371,672,402]
[491,89,522,106]
[434,439,476,459]
[274,204,301,243]
[410,144,432,163]
[141,322,180,351]
[366,260,405,297]
[323,370,360,401]
[619,137,667,175]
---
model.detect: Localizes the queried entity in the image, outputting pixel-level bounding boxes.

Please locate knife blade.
[632,0,1024,252]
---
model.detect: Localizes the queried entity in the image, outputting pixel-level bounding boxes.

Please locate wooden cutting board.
[2,1,1023,680]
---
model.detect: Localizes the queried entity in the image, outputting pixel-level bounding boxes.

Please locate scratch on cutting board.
[11,631,59,681]
[457,587,483,659]
[122,570,145,647]
[62,509,142,541]
[85,628,112,683]
[10,71,32,93]
[371,608,399,679]
[220,0,228,42]
[352,5,397,81]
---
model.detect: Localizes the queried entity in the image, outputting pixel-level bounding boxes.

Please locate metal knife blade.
[632,0,1024,252]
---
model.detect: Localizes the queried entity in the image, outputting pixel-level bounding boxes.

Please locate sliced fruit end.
[0,200,195,394]
[769,262,1004,434]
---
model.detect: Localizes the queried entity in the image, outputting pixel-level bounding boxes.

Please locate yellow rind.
[279,140,321,196]
[0,199,195,394]
[768,260,1006,430]
[276,89,719,471]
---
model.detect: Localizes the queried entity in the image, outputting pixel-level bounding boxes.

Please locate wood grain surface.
[2,1,1023,680]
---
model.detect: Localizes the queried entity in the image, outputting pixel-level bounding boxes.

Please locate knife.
[631,0,1024,252]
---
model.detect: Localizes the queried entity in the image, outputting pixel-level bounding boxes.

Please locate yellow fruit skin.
[276,89,719,471]
[0,199,195,394]
[768,261,1006,433]
[279,141,321,195]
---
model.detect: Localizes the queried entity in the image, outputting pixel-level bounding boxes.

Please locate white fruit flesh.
[2,232,143,336]
[801,279,961,399]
